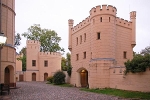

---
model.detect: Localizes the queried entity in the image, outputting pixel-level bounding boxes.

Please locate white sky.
[15,0,150,56]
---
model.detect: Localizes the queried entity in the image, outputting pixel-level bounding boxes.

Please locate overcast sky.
[15,0,150,56]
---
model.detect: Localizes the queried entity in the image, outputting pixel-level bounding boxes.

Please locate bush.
[47,76,54,83]
[124,54,150,75]
[53,71,66,85]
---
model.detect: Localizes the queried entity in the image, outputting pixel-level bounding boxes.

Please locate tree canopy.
[22,24,64,52]
[61,52,72,76]
[124,53,150,75]
[140,46,150,55]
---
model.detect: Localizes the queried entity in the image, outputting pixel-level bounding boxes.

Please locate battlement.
[130,11,136,19]
[89,5,117,18]
[68,19,74,26]
[72,16,90,33]
[39,52,61,57]
[116,17,132,28]
[26,40,40,45]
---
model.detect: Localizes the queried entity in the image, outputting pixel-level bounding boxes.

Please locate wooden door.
[5,67,10,84]
[32,73,36,81]
[19,75,24,81]
[44,73,48,81]
[80,71,88,87]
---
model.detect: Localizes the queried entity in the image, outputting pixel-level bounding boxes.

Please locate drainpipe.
[0,0,2,85]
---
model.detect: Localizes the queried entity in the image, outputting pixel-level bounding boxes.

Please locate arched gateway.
[77,68,88,87]
[4,65,15,87]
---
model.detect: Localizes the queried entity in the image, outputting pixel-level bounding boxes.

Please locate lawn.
[80,88,150,99]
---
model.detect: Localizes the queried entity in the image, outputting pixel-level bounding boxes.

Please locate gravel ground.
[10,82,130,100]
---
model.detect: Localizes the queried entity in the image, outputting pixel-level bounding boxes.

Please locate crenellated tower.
[0,0,16,87]
[68,4,137,89]
[26,40,40,71]
[89,5,117,59]
[130,11,136,47]
[68,19,74,51]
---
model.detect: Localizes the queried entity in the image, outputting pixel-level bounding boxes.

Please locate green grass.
[80,88,150,99]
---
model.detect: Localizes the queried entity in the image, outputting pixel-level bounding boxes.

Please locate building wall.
[25,40,61,81]
[0,0,16,87]
[16,54,22,71]
[68,5,150,92]
[109,68,150,92]
[15,54,22,81]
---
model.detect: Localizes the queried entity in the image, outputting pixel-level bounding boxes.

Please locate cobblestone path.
[10,82,129,100]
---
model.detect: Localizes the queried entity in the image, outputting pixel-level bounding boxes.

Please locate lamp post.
[0,33,7,84]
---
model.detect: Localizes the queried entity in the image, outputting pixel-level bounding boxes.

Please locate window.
[84,33,86,42]
[97,32,100,39]
[83,52,86,59]
[76,54,79,60]
[32,60,36,66]
[44,60,48,67]
[100,17,102,22]
[123,51,127,59]
[80,35,82,44]
[109,17,110,22]
[76,37,78,45]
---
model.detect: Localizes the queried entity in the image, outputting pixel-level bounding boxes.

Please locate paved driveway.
[10,82,128,100]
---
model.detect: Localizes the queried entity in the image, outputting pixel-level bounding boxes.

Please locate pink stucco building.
[0,0,16,87]
[22,40,61,81]
[68,5,150,92]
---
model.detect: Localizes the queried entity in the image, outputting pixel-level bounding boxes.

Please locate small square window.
[76,54,79,60]
[100,17,102,22]
[80,35,82,44]
[123,51,127,59]
[84,33,86,42]
[32,60,36,66]
[83,52,86,59]
[97,32,100,39]
[44,60,48,67]
[76,37,78,45]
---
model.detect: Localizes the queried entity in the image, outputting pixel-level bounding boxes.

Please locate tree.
[141,46,150,55]
[61,57,67,71]
[66,53,72,76]
[22,24,64,52]
[14,33,21,47]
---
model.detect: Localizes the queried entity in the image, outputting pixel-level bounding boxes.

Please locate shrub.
[53,71,66,85]
[47,76,54,83]
[124,54,150,75]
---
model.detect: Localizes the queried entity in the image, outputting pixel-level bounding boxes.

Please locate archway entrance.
[44,73,48,81]
[4,67,10,84]
[80,69,88,87]
[32,73,36,81]
[4,65,15,87]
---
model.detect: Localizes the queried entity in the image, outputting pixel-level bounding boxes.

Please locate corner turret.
[130,11,136,47]
[68,19,74,51]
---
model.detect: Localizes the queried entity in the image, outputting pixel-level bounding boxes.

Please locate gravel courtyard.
[10,82,129,100]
